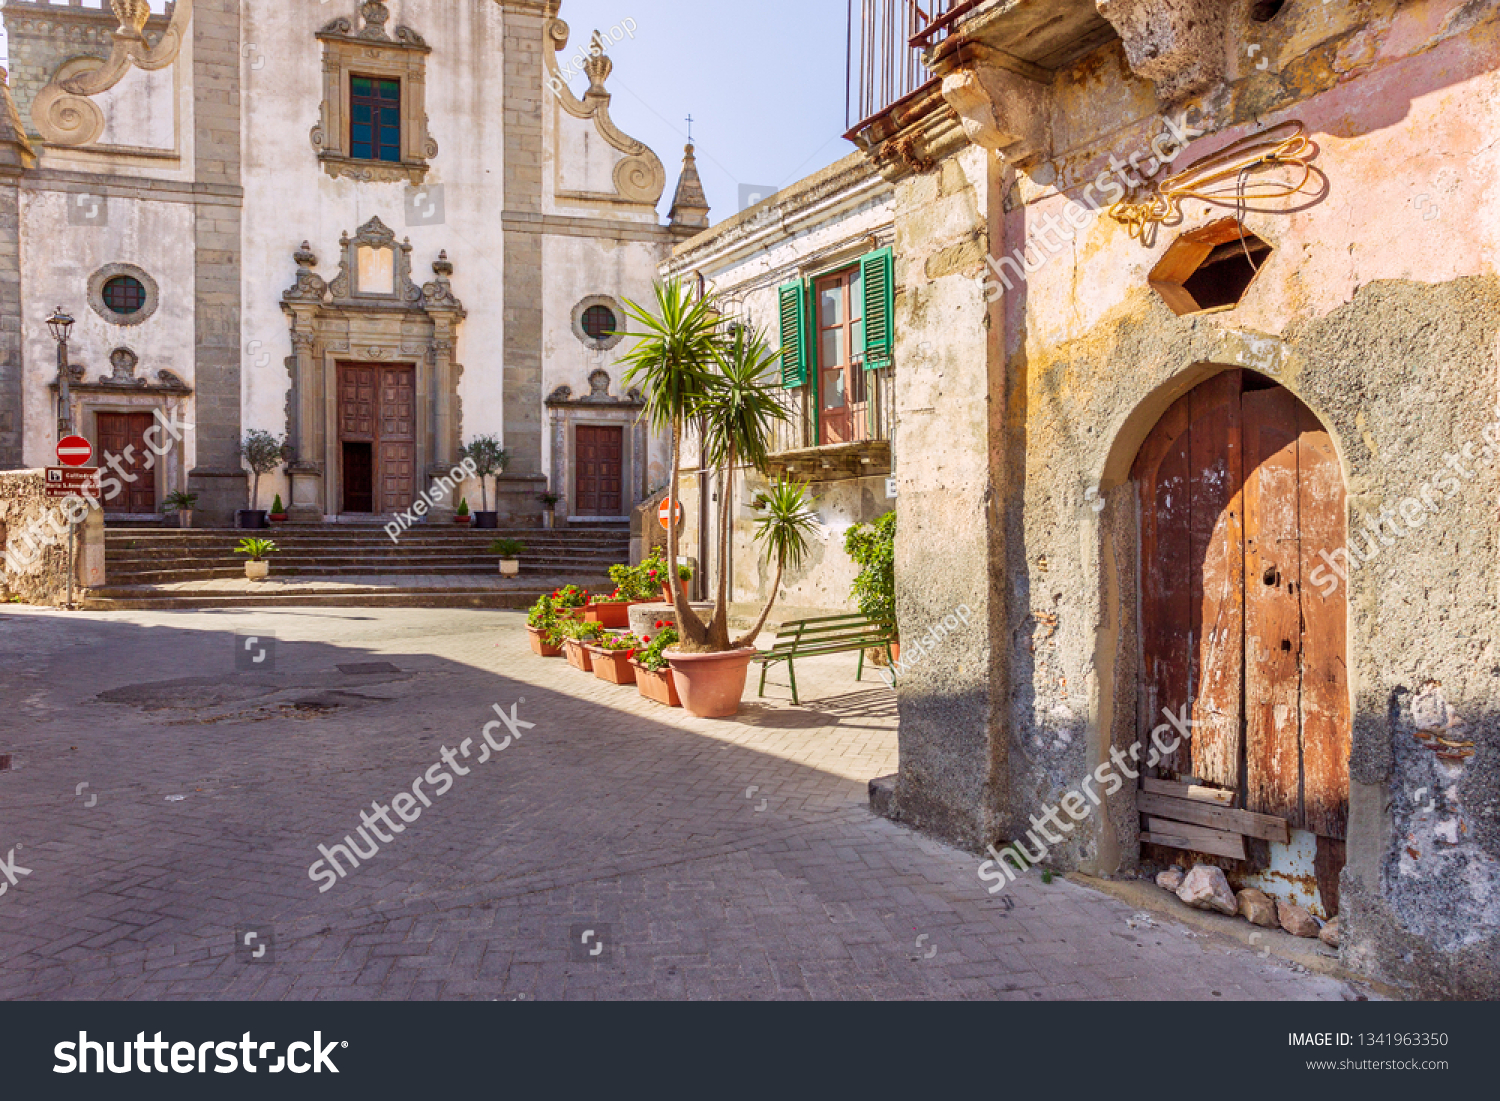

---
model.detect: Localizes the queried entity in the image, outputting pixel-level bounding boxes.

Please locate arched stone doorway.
[1130,368,1350,917]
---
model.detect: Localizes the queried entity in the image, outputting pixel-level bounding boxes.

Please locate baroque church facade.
[0,0,707,525]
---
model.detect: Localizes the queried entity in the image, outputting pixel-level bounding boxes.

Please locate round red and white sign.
[56,435,93,467]
[658,498,684,531]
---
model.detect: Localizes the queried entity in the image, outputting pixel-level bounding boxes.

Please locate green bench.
[755,613,896,705]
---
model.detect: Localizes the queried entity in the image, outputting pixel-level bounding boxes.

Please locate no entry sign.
[56,435,93,467]
[658,498,684,530]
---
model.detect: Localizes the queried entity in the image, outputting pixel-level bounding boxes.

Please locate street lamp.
[47,306,75,437]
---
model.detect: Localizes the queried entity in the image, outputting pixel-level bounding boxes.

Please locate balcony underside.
[767,440,892,481]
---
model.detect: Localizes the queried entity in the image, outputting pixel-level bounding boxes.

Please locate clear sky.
[0,0,858,223]
[554,0,857,222]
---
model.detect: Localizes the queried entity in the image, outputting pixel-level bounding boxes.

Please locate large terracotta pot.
[665,648,756,718]
[527,625,562,657]
[586,645,637,685]
[582,601,631,629]
[562,637,593,673]
[632,661,681,707]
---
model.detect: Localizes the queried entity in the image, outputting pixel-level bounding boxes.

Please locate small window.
[350,76,401,163]
[102,275,147,316]
[581,305,617,340]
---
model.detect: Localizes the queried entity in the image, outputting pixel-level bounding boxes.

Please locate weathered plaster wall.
[873,0,1500,994]
[889,145,1010,849]
[938,0,1500,996]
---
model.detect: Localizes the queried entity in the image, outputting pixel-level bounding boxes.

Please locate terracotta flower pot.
[562,637,593,672]
[891,640,900,663]
[582,601,631,629]
[665,648,755,718]
[527,625,562,657]
[454,516,471,525]
[660,578,690,604]
[586,645,637,685]
[632,660,681,707]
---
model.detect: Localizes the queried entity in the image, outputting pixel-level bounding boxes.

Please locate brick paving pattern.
[0,606,1361,1000]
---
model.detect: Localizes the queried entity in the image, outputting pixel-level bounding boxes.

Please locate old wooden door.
[1134,371,1349,905]
[574,425,623,516]
[338,364,415,515]
[377,366,416,515]
[96,411,156,514]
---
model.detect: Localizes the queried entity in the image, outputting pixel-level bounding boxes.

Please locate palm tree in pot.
[619,278,817,717]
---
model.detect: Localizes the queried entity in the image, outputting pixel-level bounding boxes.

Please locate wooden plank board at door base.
[1138,790,1290,844]
[1141,777,1236,806]
[1141,823,1246,861]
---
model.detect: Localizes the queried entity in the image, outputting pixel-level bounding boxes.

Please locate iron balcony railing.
[769,365,896,458]
[846,0,977,133]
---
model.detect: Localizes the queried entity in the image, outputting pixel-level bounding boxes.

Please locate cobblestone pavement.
[0,606,1362,1001]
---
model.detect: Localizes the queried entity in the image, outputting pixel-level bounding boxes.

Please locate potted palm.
[620,278,818,717]
[538,491,561,529]
[526,594,564,657]
[161,489,198,530]
[490,537,526,577]
[237,430,286,529]
[462,435,509,529]
[234,537,278,581]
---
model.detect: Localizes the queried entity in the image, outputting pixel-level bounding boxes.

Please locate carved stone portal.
[280,219,466,520]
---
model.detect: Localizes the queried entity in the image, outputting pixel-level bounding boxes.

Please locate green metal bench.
[755,613,896,705]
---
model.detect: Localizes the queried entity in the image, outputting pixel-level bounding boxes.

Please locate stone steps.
[94,523,631,608]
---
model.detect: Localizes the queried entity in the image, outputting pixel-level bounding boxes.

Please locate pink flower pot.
[665,648,756,718]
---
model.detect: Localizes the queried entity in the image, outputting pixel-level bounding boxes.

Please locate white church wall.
[17,188,197,470]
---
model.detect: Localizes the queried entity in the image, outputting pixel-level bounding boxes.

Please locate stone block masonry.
[188,0,248,525]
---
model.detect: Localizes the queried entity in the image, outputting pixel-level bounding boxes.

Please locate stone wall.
[873,0,1500,996]
[0,469,105,605]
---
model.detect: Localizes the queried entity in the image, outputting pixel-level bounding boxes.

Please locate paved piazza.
[0,606,1361,1000]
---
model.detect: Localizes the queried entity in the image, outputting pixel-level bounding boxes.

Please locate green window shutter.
[860,246,894,370]
[778,280,809,389]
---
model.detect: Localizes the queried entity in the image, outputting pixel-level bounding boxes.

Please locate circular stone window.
[87,263,160,327]
[572,295,625,351]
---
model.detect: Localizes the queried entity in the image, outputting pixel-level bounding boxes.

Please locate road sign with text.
[44,467,102,499]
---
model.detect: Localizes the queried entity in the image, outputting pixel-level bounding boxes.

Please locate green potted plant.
[845,510,897,659]
[526,594,564,657]
[551,584,589,618]
[454,498,471,525]
[269,493,288,523]
[489,537,526,577]
[461,435,509,529]
[556,616,605,672]
[234,537,278,581]
[161,489,198,530]
[631,625,682,707]
[620,278,818,717]
[584,633,641,685]
[537,491,561,529]
[238,430,286,529]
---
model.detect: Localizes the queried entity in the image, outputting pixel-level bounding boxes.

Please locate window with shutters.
[769,246,896,477]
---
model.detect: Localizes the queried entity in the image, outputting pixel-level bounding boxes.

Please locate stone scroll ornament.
[544,20,665,206]
[31,0,194,146]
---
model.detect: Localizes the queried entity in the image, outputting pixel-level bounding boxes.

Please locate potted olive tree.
[619,278,818,718]
[238,430,285,529]
[461,435,509,529]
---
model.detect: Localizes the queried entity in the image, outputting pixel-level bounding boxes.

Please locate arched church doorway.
[1132,369,1349,917]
